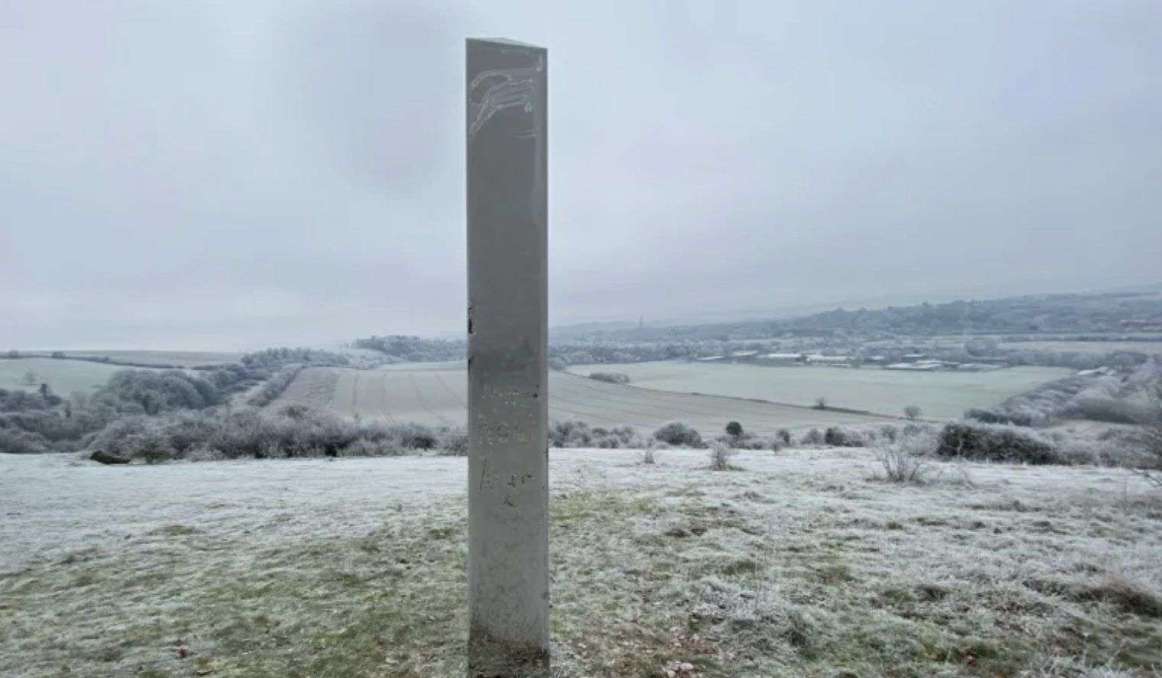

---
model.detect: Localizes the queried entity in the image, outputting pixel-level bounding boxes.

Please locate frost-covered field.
[2,450,1160,677]
[54,351,243,367]
[567,362,1073,420]
[0,351,241,395]
[275,363,896,435]
[0,358,139,395]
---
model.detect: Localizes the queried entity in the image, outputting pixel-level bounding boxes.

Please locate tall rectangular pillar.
[465,38,549,677]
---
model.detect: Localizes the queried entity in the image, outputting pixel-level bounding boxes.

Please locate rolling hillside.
[567,362,1072,420]
[272,362,898,435]
[0,358,140,395]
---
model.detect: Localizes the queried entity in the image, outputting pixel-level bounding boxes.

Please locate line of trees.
[353,335,465,362]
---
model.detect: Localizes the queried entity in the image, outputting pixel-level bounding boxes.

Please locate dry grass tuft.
[1079,575,1162,618]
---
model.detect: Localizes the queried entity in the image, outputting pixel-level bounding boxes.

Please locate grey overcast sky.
[2,1,1161,350]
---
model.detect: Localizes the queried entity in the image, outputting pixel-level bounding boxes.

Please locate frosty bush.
[800,428,824,446]
[548,420,643,448]
[824,426,865,447]
[0,427,52,455]
[438,429,469,456]
[85,406,467,462]
[1064,397,1154,425]
[715,431,778,451]
[964,408,1034,426]
[653,421,704,448]
[641,441,656,465]
[935,422,1061,465]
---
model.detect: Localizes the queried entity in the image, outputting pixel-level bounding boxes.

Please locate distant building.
[760,352,805,365]
[886,362,940,371]
[806,354,852,366]
[913,359,950,368]
[956,363,1003,372]
[1077,367,1115,377]
[1121,319,1162,331]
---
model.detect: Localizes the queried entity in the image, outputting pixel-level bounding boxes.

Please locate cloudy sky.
[2,1,1160,350]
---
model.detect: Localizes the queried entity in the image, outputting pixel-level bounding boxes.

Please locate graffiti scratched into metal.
[467,54,544,141]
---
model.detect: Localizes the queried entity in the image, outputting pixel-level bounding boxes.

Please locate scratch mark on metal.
[467,54,543,141]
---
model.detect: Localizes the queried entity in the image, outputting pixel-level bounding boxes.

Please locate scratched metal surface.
[465,37,551,676]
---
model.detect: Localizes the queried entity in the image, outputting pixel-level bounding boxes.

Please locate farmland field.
[56,350,243,366]
[273,363,898,434]
[0,351,242,396]
[870,335,1162,356]
[997,340,1162,355]
[567,362,1073,420]
[0,358,139,395]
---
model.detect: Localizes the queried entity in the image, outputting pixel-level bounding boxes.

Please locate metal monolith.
[465,37,549,678]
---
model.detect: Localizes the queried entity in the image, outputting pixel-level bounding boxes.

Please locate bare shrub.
[709,441,735,471]
[641,441,656,465]
[903,405,922,420]
[877,440,929,483]
[813,397,827,410]
[776,428,792,445]
[654,421,704,448]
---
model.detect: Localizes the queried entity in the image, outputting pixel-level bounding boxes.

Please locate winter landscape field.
[3,447,1160,677]
[272,362,900,434]
[566,362,1073,421]
[5,2,1162,675]
[0,358,132,395]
